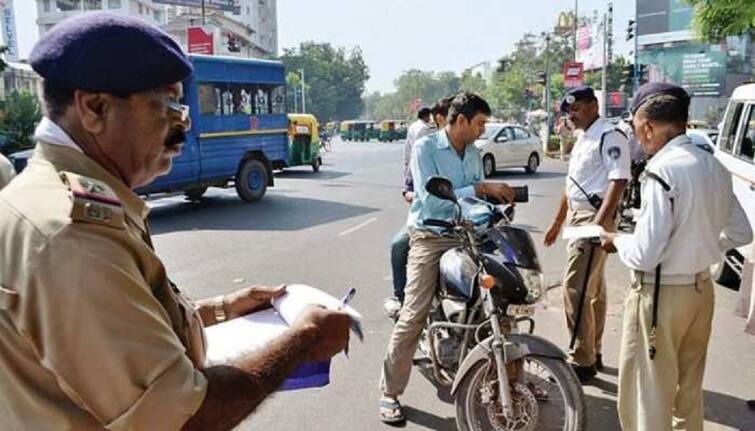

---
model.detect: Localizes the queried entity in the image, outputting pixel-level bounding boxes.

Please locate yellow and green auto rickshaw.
[352,121,368,141]
[396,121,409,140]
[366,121,380,140]
[379,120,402,142]
[340,120,355,141]
[287,113,322,172]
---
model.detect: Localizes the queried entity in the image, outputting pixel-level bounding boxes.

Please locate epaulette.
[695,143,714,154]
[60,171,125,229]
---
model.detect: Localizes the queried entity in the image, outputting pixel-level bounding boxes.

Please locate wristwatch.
[214,295,228,323]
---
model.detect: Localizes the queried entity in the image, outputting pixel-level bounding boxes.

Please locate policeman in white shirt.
[0,153,15,190]
[602,83,752,431]
[544,86,631,382]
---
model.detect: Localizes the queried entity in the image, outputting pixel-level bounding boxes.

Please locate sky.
[10,0,634,94]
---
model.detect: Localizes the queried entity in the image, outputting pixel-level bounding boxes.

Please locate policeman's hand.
[225,284,287,319]
[403,191,414,204]
[600,232,617,254]
[292,305,351,362]
[482,182,516,204]
[543,221,562,247]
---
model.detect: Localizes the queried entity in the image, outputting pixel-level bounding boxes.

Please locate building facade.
[34,1,277,57]
[636,0,754,122]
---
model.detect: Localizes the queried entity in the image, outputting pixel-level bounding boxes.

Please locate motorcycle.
[416,176,586,431]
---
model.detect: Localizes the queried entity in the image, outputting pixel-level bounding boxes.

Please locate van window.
[720,102,744,153]
[198,82,226,116]
[736,105,755,163]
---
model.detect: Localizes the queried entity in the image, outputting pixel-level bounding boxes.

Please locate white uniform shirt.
[566,117,631,209]
[0,154,15,190]
[614,134,753,275]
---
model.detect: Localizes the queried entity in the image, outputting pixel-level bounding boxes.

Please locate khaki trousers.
[563,209,609,366]
[381,228,459,396]
[618,276,714,431]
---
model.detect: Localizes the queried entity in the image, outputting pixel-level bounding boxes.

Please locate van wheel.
[184,186,208,201]
[483,154,495,177]
[312,157,321,172]
[525,153,539,174]
[235,158,268,202]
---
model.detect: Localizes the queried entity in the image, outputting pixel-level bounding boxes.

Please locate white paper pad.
[205,308,289,365]
[562,225,605,240]
[274,284,364,341]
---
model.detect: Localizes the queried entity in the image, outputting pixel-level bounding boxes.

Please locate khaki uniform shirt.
[0,143,208,430]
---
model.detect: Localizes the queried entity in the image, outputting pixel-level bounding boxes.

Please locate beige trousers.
[618,276,714,431]
[380,228,459,396]
[563,209,608,366]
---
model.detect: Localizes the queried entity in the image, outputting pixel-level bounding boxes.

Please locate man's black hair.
[417,107,432,121]
[447,92,491,124]
[637,94,689,125]
[432,96,453,118]
[43,80,75,120]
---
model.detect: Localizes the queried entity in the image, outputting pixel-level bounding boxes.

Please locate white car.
[475,123,542,176]
[713,83,755,288]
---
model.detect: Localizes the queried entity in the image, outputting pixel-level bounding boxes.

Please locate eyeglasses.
[164,99,190,123]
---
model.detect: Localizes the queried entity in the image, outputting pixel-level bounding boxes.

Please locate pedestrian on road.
[601,83,752,431]
[384,98,454,320]
[543,86,631,383]
[379,92,515,424]
[0,13,351,430]
[555,115,573,160]
[0,153,15,190]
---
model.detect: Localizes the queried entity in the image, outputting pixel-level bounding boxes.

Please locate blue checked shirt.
[407,130,484,231]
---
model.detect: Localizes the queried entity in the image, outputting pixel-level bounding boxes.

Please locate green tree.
[686,0,755,41]
[0,91,42,155]
[279,42,370,121]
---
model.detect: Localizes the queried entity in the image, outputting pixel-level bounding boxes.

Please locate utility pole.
[299,68,306,113]
[543,33,552,153]
[292,87,298,113]
[573,0,578,61]
[600,5,611,116]
[201,0,206,26]
[633,18,639,94]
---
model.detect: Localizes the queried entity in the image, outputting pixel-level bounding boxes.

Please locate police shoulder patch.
[60,171,125,229]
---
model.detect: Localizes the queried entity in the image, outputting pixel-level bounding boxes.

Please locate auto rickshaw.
[340,120,355,141]
[366,121,380,141]
[352,121,368,141]
[287,113,322,172]
[397,121,409,140]
[379,120,400,142]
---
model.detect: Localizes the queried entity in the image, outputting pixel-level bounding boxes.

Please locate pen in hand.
[338,287,357,357]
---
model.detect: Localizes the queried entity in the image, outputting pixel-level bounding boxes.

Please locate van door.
[717,101,755,233]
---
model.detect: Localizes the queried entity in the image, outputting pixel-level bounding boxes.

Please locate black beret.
[418,107,432,119]
[560,86,596,112]
[630,83,690,115]
[30,12,193,94]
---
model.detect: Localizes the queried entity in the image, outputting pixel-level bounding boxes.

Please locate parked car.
[475,122,541,176]
[712,83,755,289]
[687,128,718,149]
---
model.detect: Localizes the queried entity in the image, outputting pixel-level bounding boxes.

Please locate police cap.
[560,86,596,113]
[630,82,690,115]
[30,12,193,94]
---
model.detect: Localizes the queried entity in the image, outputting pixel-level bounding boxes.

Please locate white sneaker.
[382,297,402,320]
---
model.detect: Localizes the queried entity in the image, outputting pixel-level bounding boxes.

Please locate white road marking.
[338,217,379,237]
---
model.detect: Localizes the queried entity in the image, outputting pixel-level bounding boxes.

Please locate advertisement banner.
[1,0,18,62]
[153,0,238,13]
[188,26,214,55]
[576,22,604,71]
[639,42,727,97]
[563,62,584,88]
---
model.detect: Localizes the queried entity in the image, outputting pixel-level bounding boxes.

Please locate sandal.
[379,397,406,424]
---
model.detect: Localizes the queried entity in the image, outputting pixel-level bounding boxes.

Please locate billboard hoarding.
[639,42,727,97]
[563,62,584,88]
[188,27,214,55]
[576,22,604,71]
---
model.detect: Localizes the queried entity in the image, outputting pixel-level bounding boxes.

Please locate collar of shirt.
[582,116,608,139]
[646,134,690,170]
[33,117,83,153]
[32,142,151,233]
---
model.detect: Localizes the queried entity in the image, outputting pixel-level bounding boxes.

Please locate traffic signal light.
[639,64,649,84]
[626,19,635,41]
[536,72,547,85]
[622,64,635,87]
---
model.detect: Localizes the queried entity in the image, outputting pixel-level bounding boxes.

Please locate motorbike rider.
[379,92,515,424]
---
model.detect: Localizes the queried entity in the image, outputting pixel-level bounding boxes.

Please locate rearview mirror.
[425,176,456,202]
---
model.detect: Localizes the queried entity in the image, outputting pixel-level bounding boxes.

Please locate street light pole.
[299,69,306,113]
[201,0,206,26]
[544,33,552,154]
[573,0,578,61]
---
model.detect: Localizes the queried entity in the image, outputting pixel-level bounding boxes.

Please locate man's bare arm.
[594,179,627,229]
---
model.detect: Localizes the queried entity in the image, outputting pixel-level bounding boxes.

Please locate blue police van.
[10,54,289,202]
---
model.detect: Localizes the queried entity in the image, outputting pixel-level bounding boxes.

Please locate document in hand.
[204,284,363,391]
[562,225,605,240]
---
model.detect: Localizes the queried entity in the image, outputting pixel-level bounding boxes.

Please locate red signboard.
[187,27,214,55]
[563,62,584,88]
[608,91,625,108]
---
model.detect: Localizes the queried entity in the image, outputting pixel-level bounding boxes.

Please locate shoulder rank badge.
[60,171,125,228]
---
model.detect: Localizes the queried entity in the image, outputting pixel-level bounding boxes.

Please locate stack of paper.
[204,284,363,391]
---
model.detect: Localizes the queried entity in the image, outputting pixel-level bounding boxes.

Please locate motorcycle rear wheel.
[455,355,586,431]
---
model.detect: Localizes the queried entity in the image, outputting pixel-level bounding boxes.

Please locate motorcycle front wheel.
[455,355,586,431]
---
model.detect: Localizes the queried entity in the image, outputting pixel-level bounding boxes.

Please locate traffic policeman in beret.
[544,86,631,382]
[602,83,752,430]
[0,12,350,430]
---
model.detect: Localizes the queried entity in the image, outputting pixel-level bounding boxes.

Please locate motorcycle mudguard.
[450,334,567,396]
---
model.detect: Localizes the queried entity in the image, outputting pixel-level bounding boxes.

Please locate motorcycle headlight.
[520,268,544,304]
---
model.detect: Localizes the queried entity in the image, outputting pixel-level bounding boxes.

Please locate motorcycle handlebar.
[424,219,455,229]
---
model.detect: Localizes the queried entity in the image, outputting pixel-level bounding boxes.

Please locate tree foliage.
[686,0,755,41]
[279,42,370,122]
[0,91,42,155]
